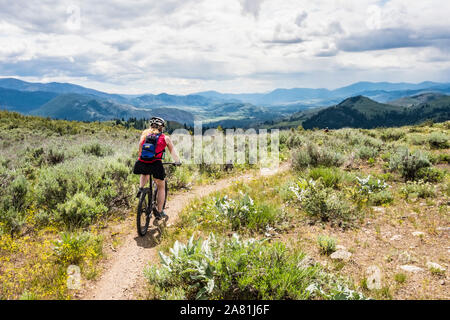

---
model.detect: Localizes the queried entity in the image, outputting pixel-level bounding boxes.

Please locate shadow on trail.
[134,216,169,249]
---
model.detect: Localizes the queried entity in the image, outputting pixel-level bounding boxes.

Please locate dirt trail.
[80,163,288,300]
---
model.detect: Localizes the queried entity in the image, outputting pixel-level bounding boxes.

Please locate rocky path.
[80,164,288,300]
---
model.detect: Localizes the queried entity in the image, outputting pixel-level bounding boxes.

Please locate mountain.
[2,77,450,128]
[0,78,128,104]
[302,96,400,129]
[302,95,450,129]
[31,93,195,124]
[0,79,284,126]
[405,95,450,124]
[0,87,58,113]
[195,88,332,106]
[3,77,450,109]
[389,92,448,107]
[260,106,326,130]
[331,81,442,97]
[194,91,262,105]
[130,93,213,108]
[195,81,450,106]
[257,88,332,105]
[202,102,275,127]
[149,107,195,125]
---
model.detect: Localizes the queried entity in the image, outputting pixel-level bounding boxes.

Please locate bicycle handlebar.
[162,162,181,166]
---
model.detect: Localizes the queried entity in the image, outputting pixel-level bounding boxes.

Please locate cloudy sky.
[0,0,450,94]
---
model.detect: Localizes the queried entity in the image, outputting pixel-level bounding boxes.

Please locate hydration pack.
[140,133,163,161]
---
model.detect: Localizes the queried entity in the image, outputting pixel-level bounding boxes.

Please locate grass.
[394,273,407,284]
[308,167,345,188]
[175,173,294,239]
[400,181,436,199]
[291,178,361,228]
[145,234,366,300]
[0,111,261,299]
[148,121,450,300]
[1,111,449,300]
[316,235,337,255]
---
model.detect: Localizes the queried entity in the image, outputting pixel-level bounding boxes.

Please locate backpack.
[140,133,164,161]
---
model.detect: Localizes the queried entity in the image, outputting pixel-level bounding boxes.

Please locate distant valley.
[0,77,449,129]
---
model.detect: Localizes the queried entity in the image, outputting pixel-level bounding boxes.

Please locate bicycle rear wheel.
[137,189,151,236]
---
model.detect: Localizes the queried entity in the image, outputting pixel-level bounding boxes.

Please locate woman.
[133,116,181,219]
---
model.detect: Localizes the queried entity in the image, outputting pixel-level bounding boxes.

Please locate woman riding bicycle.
[133,116,181,219]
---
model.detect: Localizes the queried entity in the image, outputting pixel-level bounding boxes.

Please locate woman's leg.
[154,178,165,212]
[140,174,150,188]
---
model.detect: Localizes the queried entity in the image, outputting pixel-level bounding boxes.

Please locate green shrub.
[293,143,345,170]
[308,167,343,188]
[427,132,449,149]
[292,148,312,169]
[168,165,194,190]
[34,210,53,227]
[25,147,45,167]
[356,175,389,195]
[46,148,66,165]
[9,175,28,211]
[394,273,407,284]
[1,209,26,235]
[400,181,436,199]
[369,190,394,206]
[438,153,450,164]
[416,167,445,183]
[0,156,10,169]
[277,181,298,203]
[57,192,107,229]
[428,153,450,165]
[286,134,306,148]
[389,148,431,181]
[145,234,366,300]
[291,179,359,228]
[215,193,281,232]
[19,291,38,300]
[82,143,113,157]
[337,130,383,149]
[36,169,72,209]
[380,129,405,142]
[36,159,132,213]
[0,174,29,234]
[53,232,103,266]
[409,134,426,146]
[317,235,336,255]
[356,146,378,160]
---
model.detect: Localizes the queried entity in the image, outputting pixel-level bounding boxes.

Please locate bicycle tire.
[137,189,151,236]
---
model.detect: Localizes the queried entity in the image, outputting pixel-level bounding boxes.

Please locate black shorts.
[133,160,166,180]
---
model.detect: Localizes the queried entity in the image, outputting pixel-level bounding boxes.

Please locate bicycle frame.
[136,162,180,236]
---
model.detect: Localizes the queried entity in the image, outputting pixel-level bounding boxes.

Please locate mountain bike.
[136,162,180,236]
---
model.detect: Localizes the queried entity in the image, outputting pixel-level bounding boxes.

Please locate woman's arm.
[138,135,145,156]
[165,135,181,163]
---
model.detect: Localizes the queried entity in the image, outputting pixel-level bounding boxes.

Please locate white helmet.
[149,116,165,127]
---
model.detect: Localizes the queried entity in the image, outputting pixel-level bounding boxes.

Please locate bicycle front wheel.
[137,190,151,236]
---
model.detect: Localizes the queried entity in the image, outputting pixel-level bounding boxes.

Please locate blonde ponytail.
[140,125,162,143]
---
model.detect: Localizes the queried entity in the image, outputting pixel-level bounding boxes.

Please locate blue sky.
[0,0,449,94]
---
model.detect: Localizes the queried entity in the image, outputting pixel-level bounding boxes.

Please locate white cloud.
[295,11,308,27]
[0,0,449,93]
[239,0,266,18]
